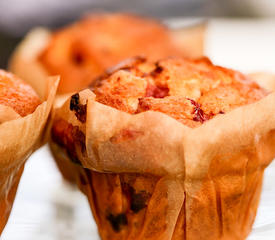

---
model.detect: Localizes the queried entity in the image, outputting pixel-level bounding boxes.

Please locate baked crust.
[50,57,275,239]
[92,57,267,127]
[0,69,41,117]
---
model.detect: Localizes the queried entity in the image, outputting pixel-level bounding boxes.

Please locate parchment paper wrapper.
[0,76,58,234]
[50,89,275,240]
[9,22,206,183]
[250,73,275,92]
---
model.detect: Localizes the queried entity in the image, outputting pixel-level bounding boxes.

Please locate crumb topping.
[91,57,267,128]
[0,70,41,117]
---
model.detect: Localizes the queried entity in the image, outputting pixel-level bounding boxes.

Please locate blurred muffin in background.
[10,13,205,94]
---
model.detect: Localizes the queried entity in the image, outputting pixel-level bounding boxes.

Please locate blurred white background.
[1,0,275,35]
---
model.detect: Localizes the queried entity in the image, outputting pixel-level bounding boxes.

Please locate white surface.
[2,19,275,239]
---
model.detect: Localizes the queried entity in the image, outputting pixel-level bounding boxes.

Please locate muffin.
[50,57,275,240]
[0,70,58,234]
[9,13,205,94]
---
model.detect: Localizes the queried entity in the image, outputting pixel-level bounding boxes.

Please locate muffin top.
[0,70,41,117]
[39,13,185,93]
[92,57,267,128]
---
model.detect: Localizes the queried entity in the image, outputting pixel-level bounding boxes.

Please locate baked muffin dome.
[38,14,187,93]
[92,57,267,128]
[50,56,275,240]
[0,69,41,117]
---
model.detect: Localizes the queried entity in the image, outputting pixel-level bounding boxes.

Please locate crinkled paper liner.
[9,22,206,183]
[50,88,275,240]
[0,76,58,234]
[250,73,275,92]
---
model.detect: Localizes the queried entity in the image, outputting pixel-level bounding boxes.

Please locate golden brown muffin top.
[39,13,186,93]
[0,70,41,117]
[92,57,267,128]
